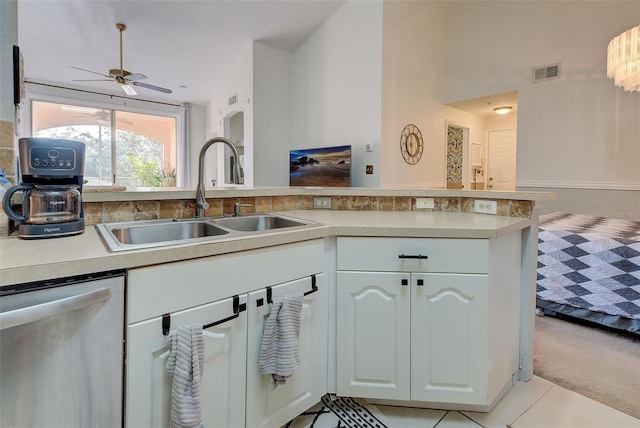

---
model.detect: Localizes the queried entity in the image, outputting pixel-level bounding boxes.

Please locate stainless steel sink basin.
[96,219,230,252]
[212,214,308,231]
[111,221,229,244]
[95,213,317,252]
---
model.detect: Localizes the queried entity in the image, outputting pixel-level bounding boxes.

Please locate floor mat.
[283,395,389,428]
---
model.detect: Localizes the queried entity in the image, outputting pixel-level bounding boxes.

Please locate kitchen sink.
[96,219,230,252]
[211,214,308,232]
[110,221,229,244]
[95,213,317,252]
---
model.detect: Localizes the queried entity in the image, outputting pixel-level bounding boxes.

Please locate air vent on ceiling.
[228,93,238,105]
[532,63,560,83]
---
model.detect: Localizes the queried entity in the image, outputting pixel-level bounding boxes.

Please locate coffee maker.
[2,138,86,239]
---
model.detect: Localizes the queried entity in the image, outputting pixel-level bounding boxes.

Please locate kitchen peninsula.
[0,187,554,427]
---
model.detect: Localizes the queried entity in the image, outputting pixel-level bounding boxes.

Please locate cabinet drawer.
[128,239,324,324]
[337,237,488,273]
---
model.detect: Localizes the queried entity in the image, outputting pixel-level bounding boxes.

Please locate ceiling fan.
[72,23,172,96]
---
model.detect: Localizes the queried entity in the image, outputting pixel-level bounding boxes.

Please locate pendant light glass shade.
[607,25,640,92]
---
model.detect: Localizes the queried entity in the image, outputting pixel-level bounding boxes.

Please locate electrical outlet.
[416,198,435,209]
[313,197,332,209]
[366,165,374,174]
[474,199,497,214]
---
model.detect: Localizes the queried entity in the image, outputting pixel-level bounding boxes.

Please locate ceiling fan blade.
[126,73,147,81]
[131,81,172,94]
[72,79,113,82]
[120,84,137,96]
[71,66,112,79]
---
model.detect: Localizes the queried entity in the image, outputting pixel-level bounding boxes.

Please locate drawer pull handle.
[401,279,409,286]
[398,254,429,259]
[417,279,424,286]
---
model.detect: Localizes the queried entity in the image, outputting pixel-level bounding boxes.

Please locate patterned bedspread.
[536,213,640,323]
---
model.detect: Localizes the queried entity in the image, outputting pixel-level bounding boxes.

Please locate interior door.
[446,124,468,189]
[487,129,517,190]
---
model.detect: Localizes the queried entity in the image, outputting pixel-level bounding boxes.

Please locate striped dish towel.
[166,324,205,428]
[259,294,304,390]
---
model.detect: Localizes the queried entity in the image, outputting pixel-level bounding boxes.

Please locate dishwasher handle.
[0,287,111,330]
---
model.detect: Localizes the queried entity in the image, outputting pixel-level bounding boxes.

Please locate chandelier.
[607,25,640,92]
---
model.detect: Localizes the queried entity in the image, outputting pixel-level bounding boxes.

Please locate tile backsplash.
[82,195,533,226]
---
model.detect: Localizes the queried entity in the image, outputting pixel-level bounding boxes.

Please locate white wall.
[184,103,206,188]
[253,42,292,186]
[439,1,639,217]
[291,0,383,187]
[381,0,447,188]
[380,1,638,217]
[207,44,254,187]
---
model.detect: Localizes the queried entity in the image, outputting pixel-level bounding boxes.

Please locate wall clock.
[400,124,423,165]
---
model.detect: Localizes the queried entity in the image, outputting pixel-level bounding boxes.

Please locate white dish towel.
[259,294,304,390]
[166,324,205,428]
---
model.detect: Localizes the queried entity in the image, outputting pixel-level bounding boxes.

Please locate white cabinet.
[410,272,488,404]
[336,235,521,409]
[246,274,328,428]
[126,294,248,428]
[125,239,326,428]
[336,271,411,400]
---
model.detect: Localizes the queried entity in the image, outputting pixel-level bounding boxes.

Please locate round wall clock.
[400,124,423,165]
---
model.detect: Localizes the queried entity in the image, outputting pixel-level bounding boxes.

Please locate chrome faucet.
[196,137,244,217]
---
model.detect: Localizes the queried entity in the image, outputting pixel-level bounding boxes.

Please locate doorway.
[446,122,469,189]
[223,111,244,184]
[487,129,517,191]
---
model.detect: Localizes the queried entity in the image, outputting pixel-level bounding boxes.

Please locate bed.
[536,212,640,335]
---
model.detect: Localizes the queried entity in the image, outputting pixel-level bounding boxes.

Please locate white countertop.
[0,210,531,287]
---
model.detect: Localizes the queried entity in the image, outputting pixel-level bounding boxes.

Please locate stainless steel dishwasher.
[0,270,125,428]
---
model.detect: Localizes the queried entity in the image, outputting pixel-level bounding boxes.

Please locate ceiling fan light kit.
[71,22,172,96]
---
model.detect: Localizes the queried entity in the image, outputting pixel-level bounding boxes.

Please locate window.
[31,100,177,187]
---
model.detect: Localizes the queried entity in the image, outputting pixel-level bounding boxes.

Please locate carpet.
[283,395,388,428]
[533,314,640,419]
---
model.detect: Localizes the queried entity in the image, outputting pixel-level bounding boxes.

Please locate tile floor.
[372,376,639,428]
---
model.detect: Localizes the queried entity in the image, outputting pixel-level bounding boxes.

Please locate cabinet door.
[246,275,328,428]
[336,271,411,400]
[411,273,488,405]
[126,295,247,428]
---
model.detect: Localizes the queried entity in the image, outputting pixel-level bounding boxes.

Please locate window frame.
[23,83,182,186]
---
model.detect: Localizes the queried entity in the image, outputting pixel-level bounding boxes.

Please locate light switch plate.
[416,198,435,209]
[313,197,332,209]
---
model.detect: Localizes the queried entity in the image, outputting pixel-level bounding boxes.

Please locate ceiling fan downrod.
[114,23,127,81]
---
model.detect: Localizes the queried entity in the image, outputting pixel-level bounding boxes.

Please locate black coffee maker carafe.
[2,138,86,239]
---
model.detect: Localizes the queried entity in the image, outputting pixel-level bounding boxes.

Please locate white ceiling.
[446,91,518,118]
[17,0,346,106]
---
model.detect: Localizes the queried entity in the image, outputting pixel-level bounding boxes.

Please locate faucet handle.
[233,202,252,217]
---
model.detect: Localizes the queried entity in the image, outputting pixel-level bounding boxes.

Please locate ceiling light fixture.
[607,25,640,92]
[493,106,512,115]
